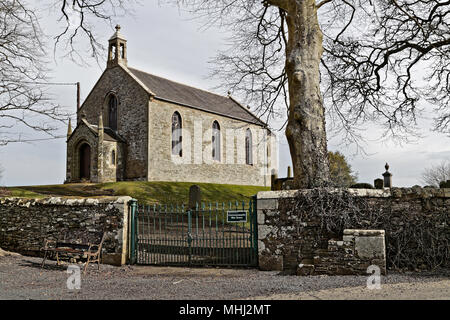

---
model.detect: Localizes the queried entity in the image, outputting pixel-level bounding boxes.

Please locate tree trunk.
[284,0,330,188]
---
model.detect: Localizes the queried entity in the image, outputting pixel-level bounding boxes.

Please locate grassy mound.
[5,181,269,205]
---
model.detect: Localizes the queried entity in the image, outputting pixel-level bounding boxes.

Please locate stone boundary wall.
[297,229,386,276]
[257,188,450,275]
[0,196,131,266]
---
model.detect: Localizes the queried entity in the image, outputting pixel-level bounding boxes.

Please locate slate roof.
[127,67,266,127]
[103,127,126,143]
[70,119,126,143]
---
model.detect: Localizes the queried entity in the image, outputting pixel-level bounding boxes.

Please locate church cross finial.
[115,25,121,32]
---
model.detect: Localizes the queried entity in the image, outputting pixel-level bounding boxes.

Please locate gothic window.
[111,150,116,166]
[212,121,221,161]
[172,112,182,157]
[245,129,253,165]
[108,95,118,131]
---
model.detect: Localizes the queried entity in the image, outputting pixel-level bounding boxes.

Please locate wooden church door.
[79,143,91,180]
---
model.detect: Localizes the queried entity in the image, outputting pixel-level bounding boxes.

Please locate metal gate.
[129,197,258,267]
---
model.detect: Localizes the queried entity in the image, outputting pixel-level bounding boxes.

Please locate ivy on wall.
[283,188,449,271]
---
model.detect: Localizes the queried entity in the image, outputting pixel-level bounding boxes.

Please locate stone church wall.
[0,196,131,266]
[78,66,150,180]
[147,99,274,186]
[100,140,125,183]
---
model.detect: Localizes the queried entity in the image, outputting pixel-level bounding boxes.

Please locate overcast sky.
[0,1,448,187]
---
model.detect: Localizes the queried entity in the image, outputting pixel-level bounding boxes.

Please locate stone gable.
[73,65,150,181]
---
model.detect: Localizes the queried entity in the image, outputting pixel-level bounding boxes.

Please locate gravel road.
[0,255,448,300]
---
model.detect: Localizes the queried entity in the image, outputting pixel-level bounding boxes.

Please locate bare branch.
[174,0,450,147]
[421,160,450,187]
[0,0,69,145]
[52,0,134,64]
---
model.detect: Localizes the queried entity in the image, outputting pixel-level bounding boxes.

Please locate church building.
[65,26,276,186]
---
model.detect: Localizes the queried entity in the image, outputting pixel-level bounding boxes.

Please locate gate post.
[251,195,258,267]
[187,209,192,266]
[129,199,138,265]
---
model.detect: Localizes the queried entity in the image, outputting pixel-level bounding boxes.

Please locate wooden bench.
[41,231,106,274]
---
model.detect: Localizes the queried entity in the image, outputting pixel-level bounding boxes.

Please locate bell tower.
[107,25,128,68]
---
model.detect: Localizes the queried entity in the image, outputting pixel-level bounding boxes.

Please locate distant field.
[1,181,269,205]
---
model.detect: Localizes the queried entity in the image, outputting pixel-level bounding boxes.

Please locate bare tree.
[321,0,450,141]
[174,0,332,187]
[0,0,70,145]
[52,0,132,63]
[421,160,450,187]
[171,0,450,188]
[0,0,133,145]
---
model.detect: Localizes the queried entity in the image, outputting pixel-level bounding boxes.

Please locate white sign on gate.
[227,210,248,223]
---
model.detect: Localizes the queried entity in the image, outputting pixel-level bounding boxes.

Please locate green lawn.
[3,181,269,205]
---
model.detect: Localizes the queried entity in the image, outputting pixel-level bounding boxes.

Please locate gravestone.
[374,178,384,189]
[188,185,201,209]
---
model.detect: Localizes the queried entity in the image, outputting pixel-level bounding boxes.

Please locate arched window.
[111,150,116,166]
[120,44,125,59]
[212,121,221,161]
[108,95,118,131]
[110,44,116,60]
[245,129,253,165]
[172,112,182,157]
